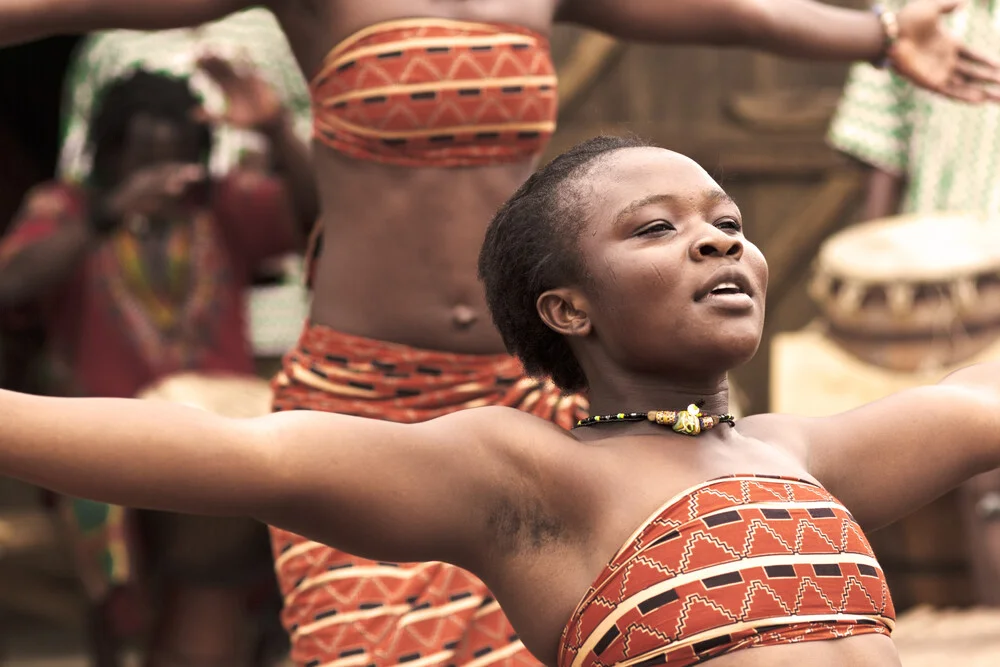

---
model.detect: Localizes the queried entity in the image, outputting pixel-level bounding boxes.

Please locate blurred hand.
[105,162,207,223]
[892,0,1000,103]
[195,54,286,133]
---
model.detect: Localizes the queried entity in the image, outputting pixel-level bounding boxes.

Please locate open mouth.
[709,282,745,296]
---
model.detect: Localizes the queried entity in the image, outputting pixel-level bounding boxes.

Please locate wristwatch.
[872,4,900,70]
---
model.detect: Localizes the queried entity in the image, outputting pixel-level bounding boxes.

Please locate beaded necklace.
[574,403,735,436]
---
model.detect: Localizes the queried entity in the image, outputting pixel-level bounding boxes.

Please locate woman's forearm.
[563,0,885,62]
[0,0,75,46]
[0,390,282,517]
[738,0,885,62]
[0,0,247,47]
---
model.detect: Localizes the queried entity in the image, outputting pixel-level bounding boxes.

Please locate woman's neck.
[585,375,732,418]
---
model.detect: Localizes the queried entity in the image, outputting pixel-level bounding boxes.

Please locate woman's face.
[117,112,204,178]
[568,147,768,379]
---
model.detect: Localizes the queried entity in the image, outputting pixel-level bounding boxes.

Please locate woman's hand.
[195,54,287,134]
[99,162,206,232]
[892,0,1000,102]
[108,162,206,216]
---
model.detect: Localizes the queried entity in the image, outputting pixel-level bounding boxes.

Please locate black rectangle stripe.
[363,95,387,104]
[348,381,375,391]
[633,654,667,667]
[637,589,679,614]
[594,626,620,655]
[501,85,523,93]
[411,91,436,100]
[703,571,743,589]
[761,508,791,520]
[858,564,878,577]
[808,507,837,519]
[813,563,842,577]
[377,50,404,59]
[650,529,682,547]
[473,647,493,658]
[693,634,733,654]
[339,648,365,658]
[704,510,741,527]
[764,564,797,578]
[314,609,338,621]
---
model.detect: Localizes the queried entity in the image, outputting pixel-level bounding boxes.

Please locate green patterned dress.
[828,0,1000,217]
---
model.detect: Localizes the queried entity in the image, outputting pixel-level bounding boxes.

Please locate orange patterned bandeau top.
[560,475,895,667]
[309,18,558,168]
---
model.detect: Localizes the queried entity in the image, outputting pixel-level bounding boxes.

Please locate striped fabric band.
[309,18,558,167]
[559,475,895,667]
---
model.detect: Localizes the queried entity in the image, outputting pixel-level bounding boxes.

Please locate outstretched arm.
[559,0,1000,102]
[0,390,520,569]
[559,0,883,59]
[793,363,1000,530]
[0,0,251,45]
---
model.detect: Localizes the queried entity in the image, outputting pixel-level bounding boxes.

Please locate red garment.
[270,322,588,667]
[559,475,895,667]
[0,172,295,398]
[309,18,558,168]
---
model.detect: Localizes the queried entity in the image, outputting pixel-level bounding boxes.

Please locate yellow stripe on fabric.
[318,75,557,107]
[612,613,893,667]
[314,116,556,140]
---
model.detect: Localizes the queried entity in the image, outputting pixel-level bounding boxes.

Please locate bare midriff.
[266,0,560,353]
[307,148,538,352]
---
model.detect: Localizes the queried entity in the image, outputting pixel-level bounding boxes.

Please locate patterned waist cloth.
[270,322,587,667]
[559,475,895,667]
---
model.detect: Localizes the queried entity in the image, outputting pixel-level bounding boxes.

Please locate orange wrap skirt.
[270,322,587,666]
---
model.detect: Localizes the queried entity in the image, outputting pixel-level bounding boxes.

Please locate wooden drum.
[808,213,1000,371]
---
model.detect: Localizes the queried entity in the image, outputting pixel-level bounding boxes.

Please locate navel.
[451,304,480,330]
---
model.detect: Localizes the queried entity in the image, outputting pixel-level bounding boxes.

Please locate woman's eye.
[717,218,742,232]
[636,221,675,237]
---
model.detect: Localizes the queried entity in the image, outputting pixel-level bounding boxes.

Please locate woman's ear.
[537,288,592,338]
